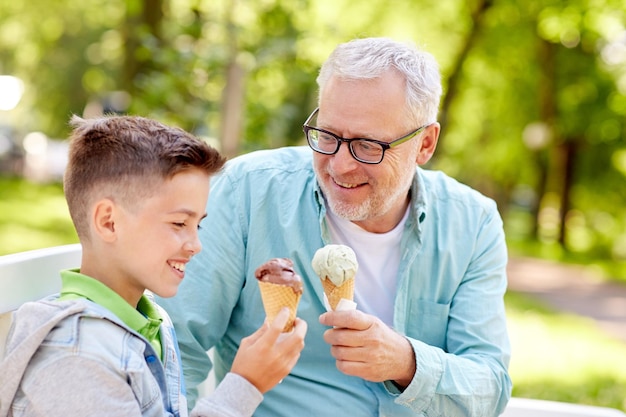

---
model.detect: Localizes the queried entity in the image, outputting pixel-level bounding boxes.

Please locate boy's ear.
[415,123,440,165]
[92,198,117,242]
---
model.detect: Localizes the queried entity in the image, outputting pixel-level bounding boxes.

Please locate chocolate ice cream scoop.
[255,257,303,332]
[255,258,303,293]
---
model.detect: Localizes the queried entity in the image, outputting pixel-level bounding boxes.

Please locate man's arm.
[320,205,512,416]
[394,204,512,416]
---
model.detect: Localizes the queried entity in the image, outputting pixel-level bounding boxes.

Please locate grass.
[506,291,626,411]
[0,177,78,255]
[2,176,626,411]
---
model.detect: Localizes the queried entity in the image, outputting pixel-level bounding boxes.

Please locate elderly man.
[158,37,512,417]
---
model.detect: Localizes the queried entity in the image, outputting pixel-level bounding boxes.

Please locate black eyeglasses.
[302,107,428,164]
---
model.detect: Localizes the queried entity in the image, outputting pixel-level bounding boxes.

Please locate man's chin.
[327,200,369,222]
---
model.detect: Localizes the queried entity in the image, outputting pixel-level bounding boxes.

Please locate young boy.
[0,115,307,417]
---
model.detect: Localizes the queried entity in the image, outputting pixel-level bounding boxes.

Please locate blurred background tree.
[1,0,625,277]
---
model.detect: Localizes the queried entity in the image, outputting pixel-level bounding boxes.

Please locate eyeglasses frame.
[302,107,429,165]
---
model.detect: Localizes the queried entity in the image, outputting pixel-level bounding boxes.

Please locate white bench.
[0,243,81,358]
[501,397,626,416]
[1,245,624,416]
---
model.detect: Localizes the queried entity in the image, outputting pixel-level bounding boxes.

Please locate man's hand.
[231,308,307,393]
[319,309,415,389]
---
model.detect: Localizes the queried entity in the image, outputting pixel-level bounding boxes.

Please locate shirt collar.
[410,167,428,224]
[59,269,163,341]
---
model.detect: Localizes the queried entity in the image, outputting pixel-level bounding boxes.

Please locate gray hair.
[317,37,442,127]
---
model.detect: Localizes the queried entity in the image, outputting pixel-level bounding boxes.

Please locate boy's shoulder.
[6,299,83,348]
[8,298,138,355]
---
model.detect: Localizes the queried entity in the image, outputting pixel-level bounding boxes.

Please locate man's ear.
[416,123,441,165]
[92,198,117,243]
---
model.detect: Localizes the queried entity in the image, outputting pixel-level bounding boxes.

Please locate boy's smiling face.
[92,168,211,306]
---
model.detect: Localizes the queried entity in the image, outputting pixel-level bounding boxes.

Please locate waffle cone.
[257,280,302,332]
[321,277,354,310]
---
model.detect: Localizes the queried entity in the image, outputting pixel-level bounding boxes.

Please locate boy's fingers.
[247,308,295,347]
[276,317,307,346]
[292,318,308,338]
[266,307,290,337]
[243,319,269,345]
[270,307,290,333]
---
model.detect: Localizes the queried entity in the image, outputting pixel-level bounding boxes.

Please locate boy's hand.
[231,308,307,393]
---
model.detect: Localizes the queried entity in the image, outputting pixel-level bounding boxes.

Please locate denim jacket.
[0,297,187,417]
[157,146,512,417]
[0,294,264,417]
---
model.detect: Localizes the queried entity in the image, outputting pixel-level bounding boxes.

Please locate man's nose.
[331,141,360,171]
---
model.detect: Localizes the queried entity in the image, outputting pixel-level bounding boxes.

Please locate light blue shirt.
[157,146,512,417]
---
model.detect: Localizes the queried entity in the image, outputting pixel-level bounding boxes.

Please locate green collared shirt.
[58,269,163,360]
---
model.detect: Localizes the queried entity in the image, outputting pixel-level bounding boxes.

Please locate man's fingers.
[319,309,371,330]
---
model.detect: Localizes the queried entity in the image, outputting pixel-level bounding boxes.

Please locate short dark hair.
[63,114,227,240]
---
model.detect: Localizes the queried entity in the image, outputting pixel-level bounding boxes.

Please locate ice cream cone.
[321,276,354,310]
[257,280,302,332]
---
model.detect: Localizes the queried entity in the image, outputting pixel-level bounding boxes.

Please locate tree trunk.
[220,60,245,158]
[531,152,549,239]
[219,0,245,158]
[531,39,556,240]
[438,0,493,136]
[558,140,578,246]
[122,0,164,95]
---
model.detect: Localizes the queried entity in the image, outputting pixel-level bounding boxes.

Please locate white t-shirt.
[325,207,409,326]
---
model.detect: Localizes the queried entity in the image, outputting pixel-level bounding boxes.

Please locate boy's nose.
[184,235,202,255]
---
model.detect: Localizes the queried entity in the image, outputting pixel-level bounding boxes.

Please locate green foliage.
[0,0,125,137]
[429,0,626,266]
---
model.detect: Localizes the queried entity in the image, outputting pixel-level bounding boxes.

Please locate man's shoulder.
[419,168,497,209]
[226,146,312,172]
[217,146,314,190]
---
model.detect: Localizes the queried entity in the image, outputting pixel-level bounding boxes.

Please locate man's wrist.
[392,336,417,390]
